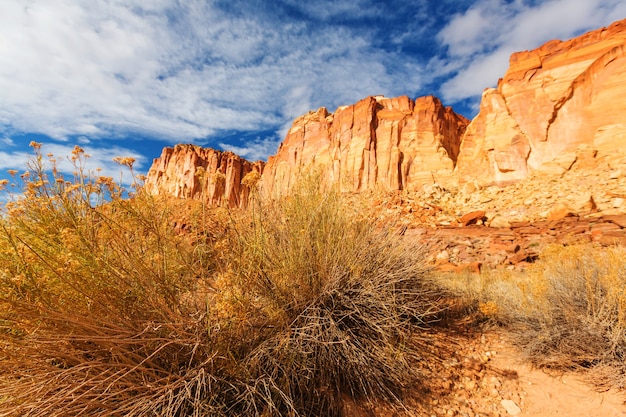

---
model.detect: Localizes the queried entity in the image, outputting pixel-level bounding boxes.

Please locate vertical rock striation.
[262,95,469,194]
[145,144,264,208]
[145,18,626,205]
[456,19,626,185]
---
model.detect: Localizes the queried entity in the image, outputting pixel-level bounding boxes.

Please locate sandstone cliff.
[145,19,626,205]
[145,144,264,208]
[456,19,626,185]
[262,95,469,194]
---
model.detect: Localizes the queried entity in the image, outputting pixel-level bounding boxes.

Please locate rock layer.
[145,19,626,212]
[456,19,626,185]
[262,95,469,194]
[145,144,264,208]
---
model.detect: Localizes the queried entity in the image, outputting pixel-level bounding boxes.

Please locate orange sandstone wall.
[145,144,264,208]
[456,19,626,185]
[146,18,626,203]
[262,95,469,194]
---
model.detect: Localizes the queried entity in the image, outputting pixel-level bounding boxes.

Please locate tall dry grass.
[439,243,626,389]
[0,144,227,416]
[221,172,442,416]
[0,146,440,416]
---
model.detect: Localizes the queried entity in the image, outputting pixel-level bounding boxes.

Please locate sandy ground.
[425,330,626,417]
[486,333,626,417]
[353,326,626,417]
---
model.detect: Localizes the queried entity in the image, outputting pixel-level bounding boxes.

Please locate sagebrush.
[0,146,441,416]
[439,243,626,389]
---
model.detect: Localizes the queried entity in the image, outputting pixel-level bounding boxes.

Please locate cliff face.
[456,19,626,185]
[145,144,264,208]
[145,96,468,205]
[262,95,469,194]
[145,19,626,204]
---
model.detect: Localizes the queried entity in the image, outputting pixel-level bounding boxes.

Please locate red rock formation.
[262,95,469,194]
[456,19,626,185]
[144,144,264,208]
[145,19,626,207]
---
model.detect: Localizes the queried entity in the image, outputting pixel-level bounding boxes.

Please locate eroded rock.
[145,144,264,208]
[262,95,469,195]
[456,19,626,185]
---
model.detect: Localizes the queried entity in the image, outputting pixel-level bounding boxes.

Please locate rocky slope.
[456,18,626,185]
[262,95,469,194]
[145,144,264,208]
[341,155,625,272]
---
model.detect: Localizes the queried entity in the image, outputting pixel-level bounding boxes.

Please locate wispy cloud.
[0,0,624,170]
[434,0,626,103]
[219,137,283,162]
[0,0,424,150]
[1,137,14,146]
[278,0,385,21]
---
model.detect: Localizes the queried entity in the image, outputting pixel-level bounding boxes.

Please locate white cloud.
[437,0,510,57]
[440,49,512,101]
[436,0,626,103]
[219,137,282,162]
[279,0,385,21]
[2,0,623,167]
[1,137,14,146]
[0,0,425,150]
[0,151,32,171]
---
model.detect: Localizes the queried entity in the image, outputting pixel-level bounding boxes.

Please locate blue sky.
[1,0,625,185]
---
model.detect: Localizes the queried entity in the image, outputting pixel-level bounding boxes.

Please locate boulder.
[460,210,487,226]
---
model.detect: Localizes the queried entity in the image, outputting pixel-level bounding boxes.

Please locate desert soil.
[418,329,626,417]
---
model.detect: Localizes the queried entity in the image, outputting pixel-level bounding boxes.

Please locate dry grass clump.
[0,145,229,416]
[439,243,626,389]
[517,244,626,388]
[221,173,442,416]
[0,147,441,416]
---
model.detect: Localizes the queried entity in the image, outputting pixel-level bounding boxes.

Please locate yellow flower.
[29,141,42,149]
[242,170,261,188]
[195,166,206,179]
[96,176,114,186]
[113,156,136,168]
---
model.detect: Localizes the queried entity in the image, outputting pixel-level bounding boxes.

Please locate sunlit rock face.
[261,95,469,195]
[146,18,626,203]
[144,95,468,205]
[145,144,264,208]
[456,19,626,185]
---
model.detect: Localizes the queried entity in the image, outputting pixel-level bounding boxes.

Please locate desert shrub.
[214,172,442,416]
[439,243,626,389]
[0,145,229,416]
[514,245,626,386]
[0,148,440,416]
